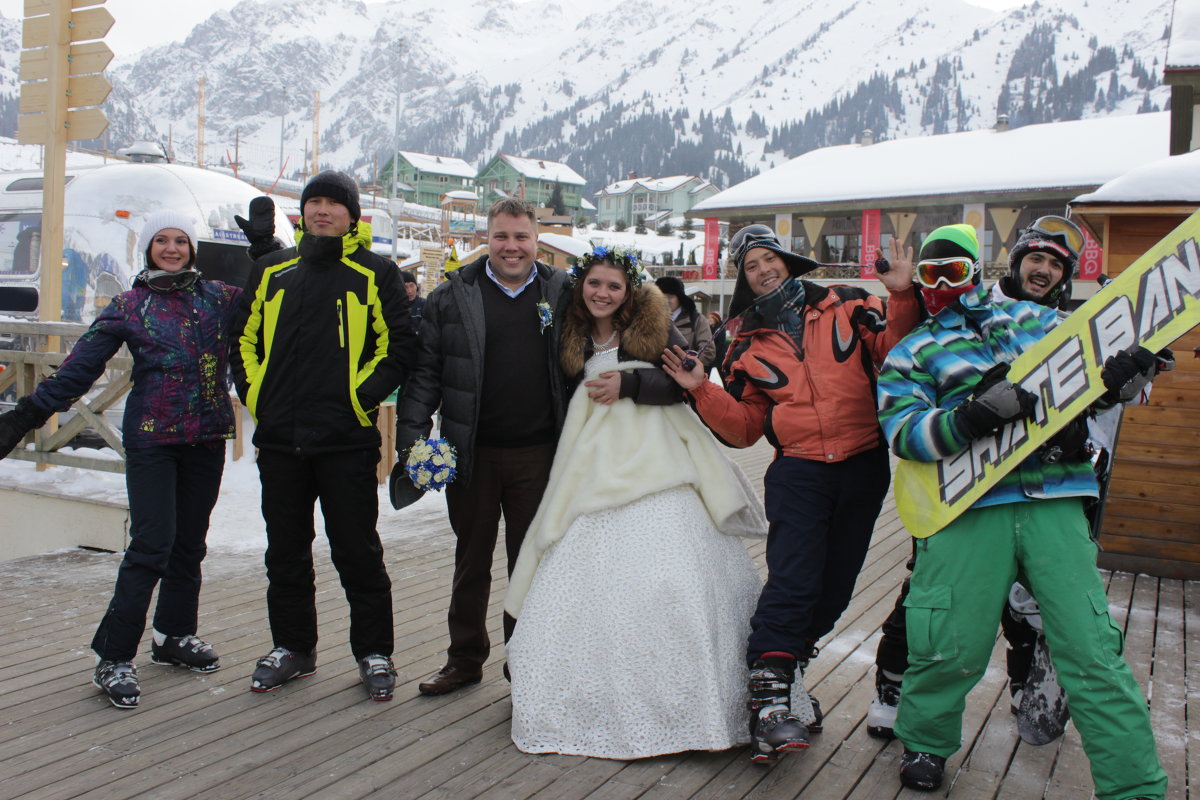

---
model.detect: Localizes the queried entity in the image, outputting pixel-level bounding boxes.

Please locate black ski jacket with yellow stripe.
[232,223,416,453]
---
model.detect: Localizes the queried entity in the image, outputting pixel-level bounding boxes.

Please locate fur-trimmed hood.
[561,283,671,378]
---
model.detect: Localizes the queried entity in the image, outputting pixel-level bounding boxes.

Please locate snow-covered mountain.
[0,0,1174,193]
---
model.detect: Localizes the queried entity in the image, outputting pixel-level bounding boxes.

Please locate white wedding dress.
[506,350,767,759]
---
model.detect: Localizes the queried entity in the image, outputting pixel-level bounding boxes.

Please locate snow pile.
[1073,149,1200,204]
[0,440,452,557]
[695,113,1171,211]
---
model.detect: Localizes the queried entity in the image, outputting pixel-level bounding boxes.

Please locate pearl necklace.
[591,329,619,351]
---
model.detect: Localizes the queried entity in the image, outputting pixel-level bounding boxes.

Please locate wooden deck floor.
[0,442,1194,800]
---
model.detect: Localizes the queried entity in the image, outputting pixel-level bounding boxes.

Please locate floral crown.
[568,246,642,289]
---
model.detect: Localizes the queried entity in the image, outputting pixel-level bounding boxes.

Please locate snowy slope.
[0,0,1174,192]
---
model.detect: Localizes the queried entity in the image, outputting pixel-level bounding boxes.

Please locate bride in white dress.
[504,248,772,759]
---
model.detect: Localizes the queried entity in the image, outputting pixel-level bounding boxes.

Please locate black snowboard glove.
[1100,346,1157,404]
[954,363,1039,440]
[234,196,282,260]
[0,396,52,459]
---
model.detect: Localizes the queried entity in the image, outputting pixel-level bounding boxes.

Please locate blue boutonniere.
[536,299,553,334]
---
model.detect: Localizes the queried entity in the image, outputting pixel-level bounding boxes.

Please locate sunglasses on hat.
[1025,216,1084,256]
[915,257,976,289]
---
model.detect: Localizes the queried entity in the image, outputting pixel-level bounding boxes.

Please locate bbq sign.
[895,210,1200,538]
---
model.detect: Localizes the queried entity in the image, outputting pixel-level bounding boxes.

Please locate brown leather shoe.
[418,665,483,696]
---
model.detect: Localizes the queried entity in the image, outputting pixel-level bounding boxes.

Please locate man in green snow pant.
[895,498,1166,800]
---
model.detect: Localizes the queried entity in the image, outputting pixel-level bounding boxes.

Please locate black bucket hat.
[727,224,820,317]
[655,276,696,316]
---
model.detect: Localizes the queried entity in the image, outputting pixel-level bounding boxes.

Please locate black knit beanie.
[301,170,361,222]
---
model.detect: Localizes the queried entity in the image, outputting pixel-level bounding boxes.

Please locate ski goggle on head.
[729,224,780,267]
[915,257,977,289]
[1026,216,1084,257]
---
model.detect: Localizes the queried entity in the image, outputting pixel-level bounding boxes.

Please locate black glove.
[1101,346,1156,403]
[234,196,280,260]
[0,396,51,459]
[1038,414,1091,464]
[954,363,1039,439]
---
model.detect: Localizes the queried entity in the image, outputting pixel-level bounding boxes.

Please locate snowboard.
[1016,632,1070,746]
[895,209,1200,537]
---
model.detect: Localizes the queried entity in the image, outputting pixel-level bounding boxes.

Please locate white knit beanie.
[139,210,199,268]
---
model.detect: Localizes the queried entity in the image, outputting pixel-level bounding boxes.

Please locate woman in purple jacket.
[0,211,242,709]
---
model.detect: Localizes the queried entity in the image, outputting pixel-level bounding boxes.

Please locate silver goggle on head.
[728,224,781,268]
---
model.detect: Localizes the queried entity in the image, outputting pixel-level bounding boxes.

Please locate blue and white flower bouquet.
[405,437,458,491]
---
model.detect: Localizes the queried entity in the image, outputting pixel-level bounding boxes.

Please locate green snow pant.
[894,498,1166,800]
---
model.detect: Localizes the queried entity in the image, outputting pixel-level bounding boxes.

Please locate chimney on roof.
[628,171,638,180]
[538,160,545,168]
[860,129,874,146]
[436,156,442,163]
[995,115,1010,132]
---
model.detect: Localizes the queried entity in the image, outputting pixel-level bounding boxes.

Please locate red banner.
[1078,226,1103,281]
[703,218,720,280]
[859,209,881,279]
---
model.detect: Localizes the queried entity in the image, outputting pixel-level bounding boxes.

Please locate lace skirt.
[507,485,763,759]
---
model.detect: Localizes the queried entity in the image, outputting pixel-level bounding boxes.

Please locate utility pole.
[278,114,285,175]
[311,91,320,176]
[233,127,239,177]
[197,76,206,168]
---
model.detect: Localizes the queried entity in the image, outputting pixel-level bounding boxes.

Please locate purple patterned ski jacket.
[30,279,242,449]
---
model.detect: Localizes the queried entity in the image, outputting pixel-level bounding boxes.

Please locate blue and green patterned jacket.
[877,285,1097,508]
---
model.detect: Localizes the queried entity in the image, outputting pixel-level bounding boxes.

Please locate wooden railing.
[0,320,131,474]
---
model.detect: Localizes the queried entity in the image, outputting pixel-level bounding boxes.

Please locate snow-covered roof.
[694,113,1171,213]
[538,232,591,257]
[581,197,596,211]
[1072,149,1200,204]
[1167,0,1200,70]
[398,150,476,179]
[498,154,586,186]
[598,175,701,196]
[444,190,478,201]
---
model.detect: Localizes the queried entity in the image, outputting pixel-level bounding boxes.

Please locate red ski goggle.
[916,257,976,289]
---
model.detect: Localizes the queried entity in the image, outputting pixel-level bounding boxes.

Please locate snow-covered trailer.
[0,162,293,324]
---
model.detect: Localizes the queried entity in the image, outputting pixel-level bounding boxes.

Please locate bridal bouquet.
[405,437,458,492]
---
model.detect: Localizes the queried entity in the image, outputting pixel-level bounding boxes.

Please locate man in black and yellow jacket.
[232,170,417,701]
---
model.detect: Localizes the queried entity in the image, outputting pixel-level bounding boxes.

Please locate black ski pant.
[91,441,225,661]
[257,447,393,661]
[747,445,889,665]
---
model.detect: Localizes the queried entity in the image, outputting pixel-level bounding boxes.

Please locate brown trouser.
[443,442,555,672]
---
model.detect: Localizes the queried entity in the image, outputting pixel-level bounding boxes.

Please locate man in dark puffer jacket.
[393,197,571,696]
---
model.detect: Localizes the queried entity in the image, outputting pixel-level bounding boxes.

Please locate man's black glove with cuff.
[954,363,1039,439]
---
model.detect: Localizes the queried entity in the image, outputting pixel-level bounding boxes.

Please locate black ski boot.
[748,653,810,764]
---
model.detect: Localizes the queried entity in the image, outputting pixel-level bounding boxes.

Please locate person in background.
[393,197,572,696]
[662,223,919,764]
[402,270,425,329]
[875,223,1166,798]
[0,211,241,709]
[233,171,416,702]
[655,276,715,369]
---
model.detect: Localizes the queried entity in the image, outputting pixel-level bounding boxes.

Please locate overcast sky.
[3,0,1025,59]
